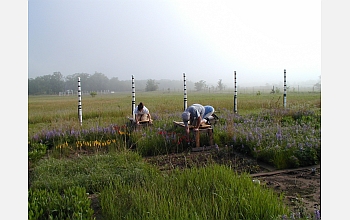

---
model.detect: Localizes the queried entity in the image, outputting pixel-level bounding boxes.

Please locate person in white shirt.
[133,102,152,124]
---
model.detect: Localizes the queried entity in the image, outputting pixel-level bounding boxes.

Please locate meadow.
[28,90,321,219]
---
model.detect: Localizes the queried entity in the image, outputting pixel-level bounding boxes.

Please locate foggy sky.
[28,0,321,87]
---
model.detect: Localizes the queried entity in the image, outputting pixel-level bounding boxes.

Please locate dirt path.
[252,164,320,217]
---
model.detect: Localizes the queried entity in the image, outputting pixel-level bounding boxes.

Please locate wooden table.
[128,118,153,130]
[173,121,215,151]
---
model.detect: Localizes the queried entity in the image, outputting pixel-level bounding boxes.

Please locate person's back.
[185,104,204,126]
[187,104,205,118]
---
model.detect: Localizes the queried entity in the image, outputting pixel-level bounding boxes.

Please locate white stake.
[132,75,135,120]
[78,77,82,126]
[283,69,287,108]
[183,73,187,110]
[234,71,237,113]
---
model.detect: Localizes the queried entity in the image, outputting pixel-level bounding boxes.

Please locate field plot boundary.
[251,164,320,177]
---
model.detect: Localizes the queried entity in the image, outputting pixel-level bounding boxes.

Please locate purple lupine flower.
[32,134,40,142]
[314,209,320,220]
[276,128,282,141]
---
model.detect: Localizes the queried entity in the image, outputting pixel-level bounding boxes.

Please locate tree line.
[28,72,227,95]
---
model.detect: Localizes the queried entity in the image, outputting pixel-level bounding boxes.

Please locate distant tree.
[217,79,224,91]
[145,79,159,91]
[28,73,64,95]
[90,91,97,97]
[108,77,130,92]
[65,73,91,92]
[50,72,65,94]
[210,85,215,92]
[28,77,47,95]
[314,75,321,91]
[108,77,119,92]
[89,72,109,92]
[194,80,207,91]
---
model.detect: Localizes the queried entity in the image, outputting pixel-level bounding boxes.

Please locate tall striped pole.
[234,71,237,114]
[132,75,136,120]
[78,77,82,126]
[283,69,287,108]
[183,73,187,110]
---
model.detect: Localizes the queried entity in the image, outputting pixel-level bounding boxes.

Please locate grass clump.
[99,164,289,219]
[28,186,94,220]
[29,150,159,193]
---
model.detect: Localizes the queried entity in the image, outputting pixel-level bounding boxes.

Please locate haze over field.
[28,0,321,87]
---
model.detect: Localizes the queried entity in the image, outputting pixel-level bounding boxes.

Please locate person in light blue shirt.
[181,104,214,134]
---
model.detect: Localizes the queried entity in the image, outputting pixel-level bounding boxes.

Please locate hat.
[182,111,190,126]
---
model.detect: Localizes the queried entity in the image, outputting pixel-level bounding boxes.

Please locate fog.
[28,0,321,87]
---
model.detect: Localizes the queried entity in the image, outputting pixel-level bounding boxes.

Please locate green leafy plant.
[28,143,47,165]
[28,186,94,220]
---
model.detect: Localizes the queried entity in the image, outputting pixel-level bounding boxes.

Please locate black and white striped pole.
[234,71,238,114]
[78,77,82,126]
[132,75,136,120]
[283,69,287,108]
[183,73,187,111]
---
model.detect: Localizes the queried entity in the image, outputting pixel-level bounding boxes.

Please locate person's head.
[182,111,190,126]
[137,102,144,111]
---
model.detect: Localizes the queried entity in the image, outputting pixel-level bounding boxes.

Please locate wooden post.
[208,128,213,146]
[195,130,200,148]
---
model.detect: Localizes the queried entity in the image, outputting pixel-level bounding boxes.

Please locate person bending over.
[133,102,152,124]
[181,104,214,134]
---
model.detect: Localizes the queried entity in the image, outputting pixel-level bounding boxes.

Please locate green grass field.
[28,91,320,134]
[28,91,321,219]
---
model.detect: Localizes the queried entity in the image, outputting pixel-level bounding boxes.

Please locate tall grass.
[30,150,159,193]
[99,163,289,219]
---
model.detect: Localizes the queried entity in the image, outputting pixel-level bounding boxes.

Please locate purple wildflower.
[276,128,282,141]
[314,209,320,220]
